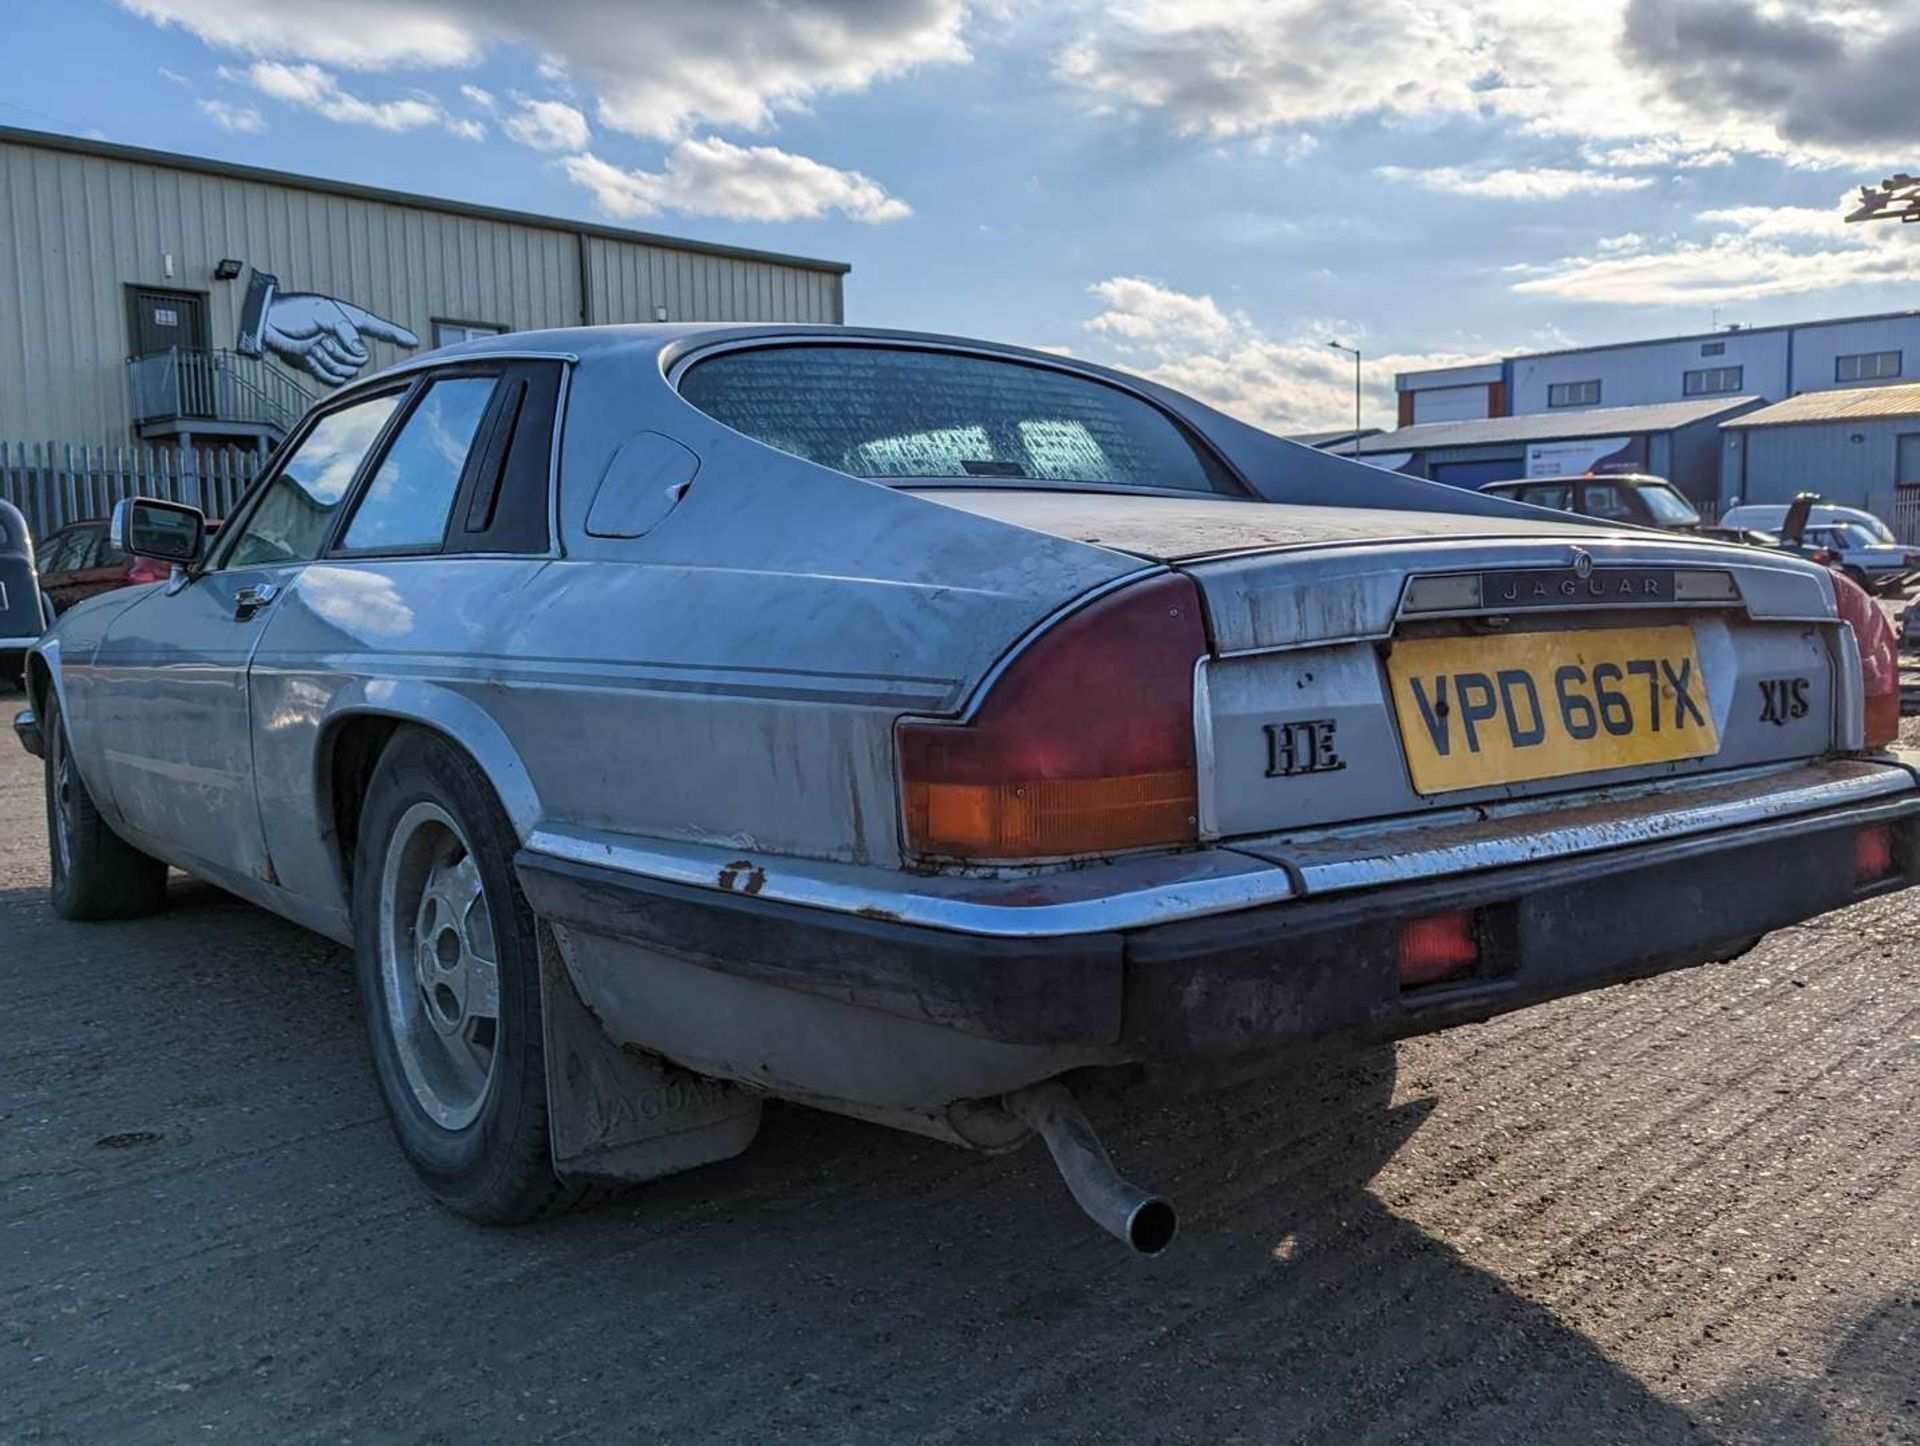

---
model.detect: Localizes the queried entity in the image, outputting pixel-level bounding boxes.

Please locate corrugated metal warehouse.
[0,126,848,451]
[1720,382,1920,520]
[1350,395,1762,501]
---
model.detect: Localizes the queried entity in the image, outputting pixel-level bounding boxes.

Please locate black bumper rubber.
[11,707,43,759]
[516,791,1920,1060]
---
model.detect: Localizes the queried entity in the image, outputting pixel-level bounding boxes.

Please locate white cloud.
[1585,140,1734,169]
[458,83,495,111]
[1079,276,1498,432]
[1053,0,1912,168]
[121,0,971,140]
[1376,164,1652,200]
[1085,275,1238,348]
[502,96,589,152]
[198,98,266,133]
[563,139,911,224]
[124,0,482,68]
[237,59,479,137]
[1055,0,1480,142]
[1512,196,1920,304]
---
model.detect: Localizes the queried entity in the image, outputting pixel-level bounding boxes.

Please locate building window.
[1547,379,1602,408]
[1836,350,1901,384]
[1683,365,1744,396]
[432,319,505,348]
[1701,341,1726,357]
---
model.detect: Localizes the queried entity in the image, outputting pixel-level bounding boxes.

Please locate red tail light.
[898,575,1206,860]
[127,557,173,585]
[1398,909,1479,989]
[1854,823,1897,887]
[1830,570,1900,747]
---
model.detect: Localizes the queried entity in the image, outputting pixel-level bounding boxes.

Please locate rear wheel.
[42,692,169,921]
[354,728,581,1224]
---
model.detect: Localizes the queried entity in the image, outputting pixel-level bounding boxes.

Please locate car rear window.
[1638,484,1701,527]
[677,344,1243,496]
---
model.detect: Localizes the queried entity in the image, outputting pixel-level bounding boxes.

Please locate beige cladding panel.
[0,138,844,444]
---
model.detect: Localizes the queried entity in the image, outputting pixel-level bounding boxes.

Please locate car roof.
[332,320,1190,410]
[1480,473,1673,492]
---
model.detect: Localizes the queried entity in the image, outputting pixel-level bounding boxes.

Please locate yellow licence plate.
[1386,625,1719,795]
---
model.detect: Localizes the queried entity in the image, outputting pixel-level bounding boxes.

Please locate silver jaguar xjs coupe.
[13,325,1913,1252]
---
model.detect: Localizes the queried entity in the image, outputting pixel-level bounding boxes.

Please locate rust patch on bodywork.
[718,859,767,895]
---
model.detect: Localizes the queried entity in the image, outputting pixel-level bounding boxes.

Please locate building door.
[129,287,208,358]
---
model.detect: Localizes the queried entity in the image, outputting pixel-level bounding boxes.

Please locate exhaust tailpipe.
[1006,1080,1177,1255]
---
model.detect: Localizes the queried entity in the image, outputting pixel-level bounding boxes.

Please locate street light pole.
[1327,340,1361,454]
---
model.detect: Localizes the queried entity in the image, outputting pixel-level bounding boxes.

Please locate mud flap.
[539,924,762,1185]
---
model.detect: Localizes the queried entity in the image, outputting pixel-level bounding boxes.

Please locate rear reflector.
[899,574,1207,861]
[1398,909,1479,989]
[1854,824,1898,887]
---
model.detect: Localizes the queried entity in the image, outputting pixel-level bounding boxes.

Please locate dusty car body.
[0,499,45,689]
[13,325,1918,1250]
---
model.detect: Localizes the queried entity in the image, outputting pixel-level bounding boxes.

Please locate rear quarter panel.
[249,378,1143,922]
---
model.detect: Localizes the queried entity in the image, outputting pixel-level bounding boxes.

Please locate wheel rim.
[377,801,501,1131]
[48,722,73,882]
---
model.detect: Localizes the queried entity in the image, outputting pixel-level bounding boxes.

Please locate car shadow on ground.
[1,862,1753,1445]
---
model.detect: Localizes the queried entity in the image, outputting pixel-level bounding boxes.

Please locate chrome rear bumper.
[523,755,1918,939]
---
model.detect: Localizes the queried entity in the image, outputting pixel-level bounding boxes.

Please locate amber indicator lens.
[899,574,1207,861]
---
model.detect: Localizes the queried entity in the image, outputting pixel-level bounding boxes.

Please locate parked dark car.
[1,498,45,689]
[36,516,221,616]
[1479,474,1702,532]
[35,518,172,616]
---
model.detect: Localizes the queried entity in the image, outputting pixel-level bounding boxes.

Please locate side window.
[38,532,74,573]
[1581,483,1635,521]
[224,394,401,569]
[1520,483,1572,510]
[88,528,124,568]
[340,377,497,553]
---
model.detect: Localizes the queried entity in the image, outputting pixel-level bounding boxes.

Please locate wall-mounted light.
[653,304,669,322]
[213,258,244,281]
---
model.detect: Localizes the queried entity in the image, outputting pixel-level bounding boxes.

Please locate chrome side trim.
[0,634,42,649]
[522,825,1296,939]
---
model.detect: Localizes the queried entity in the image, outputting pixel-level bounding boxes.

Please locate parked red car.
[36,517,217,615]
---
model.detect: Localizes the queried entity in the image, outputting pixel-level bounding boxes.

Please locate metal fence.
[126,348,311,438]
[0,441,261,543]
[1880,492,1920,546]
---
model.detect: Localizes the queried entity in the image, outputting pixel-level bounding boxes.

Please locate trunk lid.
[924,488,1854,841]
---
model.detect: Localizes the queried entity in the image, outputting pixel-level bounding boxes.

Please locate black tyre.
[42,692,169,921]
[354,727,579,1224]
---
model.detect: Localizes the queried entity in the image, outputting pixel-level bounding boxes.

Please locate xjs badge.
[1759,677,1810,727]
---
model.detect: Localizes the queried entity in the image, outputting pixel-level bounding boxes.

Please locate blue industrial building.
[1381,307,1920,515]
[1720,383,1920,533]
[1351,396,1758,500]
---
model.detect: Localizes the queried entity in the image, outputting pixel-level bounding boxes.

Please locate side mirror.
[111,496,205,565]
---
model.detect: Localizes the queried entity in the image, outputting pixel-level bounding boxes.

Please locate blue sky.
[7,0,1918,431]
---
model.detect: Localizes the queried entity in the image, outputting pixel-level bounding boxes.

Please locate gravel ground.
[0,688,1915,1445]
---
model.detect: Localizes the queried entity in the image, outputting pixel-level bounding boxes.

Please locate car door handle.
[233,583,280,621]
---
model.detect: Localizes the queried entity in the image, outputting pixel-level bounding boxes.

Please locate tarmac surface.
[1,688,1915,1444]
